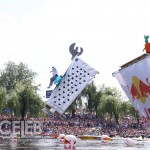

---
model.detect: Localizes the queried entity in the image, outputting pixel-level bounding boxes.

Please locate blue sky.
[0,0,150,100]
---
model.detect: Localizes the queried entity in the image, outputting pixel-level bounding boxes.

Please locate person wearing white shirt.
[47,66,58,88]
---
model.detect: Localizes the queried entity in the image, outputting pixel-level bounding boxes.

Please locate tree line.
[0,61,44,120]
[67,82,139,124]
[0,61,139,124]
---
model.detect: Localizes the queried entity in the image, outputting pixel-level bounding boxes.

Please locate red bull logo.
[103,137,111,141]
[64,139,71,150]
[130,76,150,103]
[64,135,77,150]
[64,138,71,145]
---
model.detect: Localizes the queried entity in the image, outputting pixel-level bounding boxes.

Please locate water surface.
[0,137,150,150]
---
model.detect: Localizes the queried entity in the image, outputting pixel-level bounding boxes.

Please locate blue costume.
[47,67,58,88]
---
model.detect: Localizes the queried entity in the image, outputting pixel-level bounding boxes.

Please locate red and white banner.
[113,54,150,128]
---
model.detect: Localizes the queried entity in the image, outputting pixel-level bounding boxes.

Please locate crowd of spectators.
[0,114,149,139]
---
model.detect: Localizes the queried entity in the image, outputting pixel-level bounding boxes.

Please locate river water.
[0,137,150,150]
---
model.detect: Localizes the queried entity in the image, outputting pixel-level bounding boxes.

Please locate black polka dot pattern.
[47,56,98,114]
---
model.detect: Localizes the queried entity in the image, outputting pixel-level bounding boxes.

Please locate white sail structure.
[45,56,98,116]
[113,53,150,128]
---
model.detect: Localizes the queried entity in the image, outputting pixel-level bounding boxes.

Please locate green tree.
[119,101,130,118]
[0,61,36,91]
[0,61,43,118]
[82,81,96,112]
[81,81,103,118]
[0,87,7,113]
[17,81,44,119]
[7,90,20,116]
[98,87,122,124]
[128,102,140,124]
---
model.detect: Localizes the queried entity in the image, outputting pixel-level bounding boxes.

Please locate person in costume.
[143,35,150,53]
[47,66,58,88]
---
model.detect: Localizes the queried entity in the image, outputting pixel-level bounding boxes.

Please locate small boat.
[133,136,149,141]
[78,135,101,140]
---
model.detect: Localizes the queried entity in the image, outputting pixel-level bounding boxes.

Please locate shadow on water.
[0,138,150,150]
